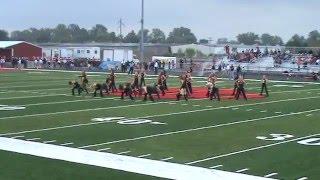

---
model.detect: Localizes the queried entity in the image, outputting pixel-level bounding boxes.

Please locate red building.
[0,41,42,60]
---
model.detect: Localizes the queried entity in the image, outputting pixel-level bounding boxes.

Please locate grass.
[0,69,319,180]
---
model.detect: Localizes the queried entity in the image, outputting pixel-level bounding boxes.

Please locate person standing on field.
[260,75,269,96]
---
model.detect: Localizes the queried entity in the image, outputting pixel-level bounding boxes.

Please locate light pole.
[140,0,145,64]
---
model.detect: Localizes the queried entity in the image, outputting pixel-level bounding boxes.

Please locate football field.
[0,69,319,180]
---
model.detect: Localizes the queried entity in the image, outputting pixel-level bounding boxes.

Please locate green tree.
[185,48,196,58]
[52,24,71,43]
[90,24,109,42]
[167,27,197,44]
[196,50,206,58]
[307,30,320,46]
[199,39,209,44]
[138,29,150,43]
[237,32,259,45]
[0,30,10,41]
[286,34,307,47]
[36,28,52,43]
[123,30,140,43]
[260,34,283,46]
[217,38,228,44]
[177,48,185,57]
[150,28,166,43]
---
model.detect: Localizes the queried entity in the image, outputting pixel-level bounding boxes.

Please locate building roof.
[0,41,25,48]
[0,41,42,49]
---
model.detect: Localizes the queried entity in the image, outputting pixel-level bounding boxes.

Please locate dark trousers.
[235,88,247,100]
[143,92,154,101]
[128,67,134,75]
[260,83,269,96]
[72,87,81,96]
[154,67,158,75]
[121,89,133,100]
[94,88,103,97]
[109,82,117,92]
[210,87,220,101]
[187,83,192,95]
[140,78,145,87]
[232,83,237,95]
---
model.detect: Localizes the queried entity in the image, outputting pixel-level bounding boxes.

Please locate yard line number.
[91,117,167,125]
[257,133,320,146]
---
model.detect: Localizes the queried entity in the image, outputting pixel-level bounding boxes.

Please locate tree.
[217,38,228,44]
[196,50,206,58]
[185,48,196,58]
[237,32,259,45]
[36,28,52,43]
[90,24,109,42]
[286,34,307,47]
[260,34,284,46]
[52,24,71,43]
[0,30,10,41]
[177,48,185,57]
[138,29,150,43]
[150,28,166,43]
[307,30,320,46]
[199,39,209,44]
[123,30,140,43]
[167,27,197,44]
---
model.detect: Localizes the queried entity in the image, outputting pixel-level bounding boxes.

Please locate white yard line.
[264,173,278,178]
[43,140,57,144]
[1,96,319,137]
[209,165,223,169]
[116,151,131,155]
[297,177,308,180]
[138,154,152,158]
[0,137,272,180]
[185,134,320,165]
[161,157,174,161]
[78,109,320,149]
[11,135,25,139]
[235,168,249,173]
[26,137,41,141]
[0,94,67,100]
[60,142,74,146]
[97,148,111,152]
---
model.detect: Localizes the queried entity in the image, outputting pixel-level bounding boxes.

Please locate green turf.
[0,70,319,180]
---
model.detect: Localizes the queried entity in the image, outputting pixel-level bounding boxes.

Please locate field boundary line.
[78,108,320,149]
[0,93,68,100]
[0,96,319,137]
[185,133,320,165]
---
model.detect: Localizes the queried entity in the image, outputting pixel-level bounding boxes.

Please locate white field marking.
[26,137,41,141]
[22,97,119,107]
[271,88,319,94]
[116,151,131,155]
[246,109,253,111]
[1,96,319,137]
[209,165,223,169]
[78,109,320,149]
[275,112,282,114]
[138,154,152,158]
[260,110,267,113]
[235,168,249,173]
[97,148,111,152]
[60,142,74,146]
[11,135,24,139]
[206,106,212,108]
[307,92,312,94]
[306,114,313,117]
[0,138,272,180]
[232,108,239,110]
[181,104,188,106]
[264,173,278,178]
[297,177,308,180]
[43,140,57,144]
[0,94,67,100]
[0,84,67,89]
[161,157,174,161]
[185,133,320,165]
[193,105,201,107]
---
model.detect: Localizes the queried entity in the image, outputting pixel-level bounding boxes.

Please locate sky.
[1,0,319,42]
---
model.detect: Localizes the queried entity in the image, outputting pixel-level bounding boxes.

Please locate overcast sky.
[1,0,319,42]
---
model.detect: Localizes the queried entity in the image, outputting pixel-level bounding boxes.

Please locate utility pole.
[140,0,145,64]
[118,18,125,45]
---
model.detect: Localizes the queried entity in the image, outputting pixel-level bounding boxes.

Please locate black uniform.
[143,86,160,101]
[209,82,220,101]
[140,72,146,87]
[120,83,134,100]
[260,78,269,96]
[109,73,117,92]
[235,80,247,100]
[232,76,239,95]
[177,79,188,101]
[93,83,104,97]
[69,81,81,96]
